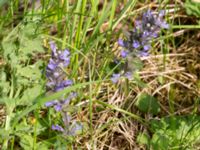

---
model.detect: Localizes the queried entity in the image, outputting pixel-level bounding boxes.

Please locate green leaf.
[2,22,44,63]
[15,122,31,133]
[151,132,170,150]
[19,134,34,150]
[16,60,43,82]
[19,84,44,105]
[2,40,18,62]
[0,71,10,97]
[0,98,16,114]
[185,0,200,17]
[20,23,38,38]
[137,132,150,146]
[135,93,160,115]
[18,23,44,60]
[149,115,200,149]
[36,142,49,150]
[19,36,44,56]
[133,72,147,88]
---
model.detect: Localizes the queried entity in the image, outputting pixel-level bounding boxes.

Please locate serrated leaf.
[2,41,18,61]
[16,60,44,82]
[20,23,38,37]
[19,84,44,105]
[151,132,170,150]
[17,67,40,81]
[149,115,200,149]
[15,122,31,133]
[18,23,44,60]
[19,36,44,56]
[135,93,160,115]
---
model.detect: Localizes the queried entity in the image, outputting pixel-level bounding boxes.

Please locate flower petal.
[121,50,128,58]
[111,73,121,83]
[52,124,64,132]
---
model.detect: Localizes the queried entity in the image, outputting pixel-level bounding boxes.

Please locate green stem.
[172,25,200,29]
[2,115,11,150]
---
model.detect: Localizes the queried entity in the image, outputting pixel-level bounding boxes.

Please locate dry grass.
[1,1,200,149]
[74,2,200,149]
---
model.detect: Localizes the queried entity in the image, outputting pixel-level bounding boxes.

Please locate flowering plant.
[119,9,169,57]
[111,9,169,83]
[45,41,82,135]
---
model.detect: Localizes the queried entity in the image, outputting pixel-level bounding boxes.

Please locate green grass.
[0,0,200,149]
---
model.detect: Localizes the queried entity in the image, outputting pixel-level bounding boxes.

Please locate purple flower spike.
[133,40,140,48]
[139,51,149,57]
[152,32,158,38]
[45,101,56,107]
[63,98,71,105]
[46,42,81,137]
[62,79,73,86]
[159,10,166,17]
[46,41,72,93]
[50,41,56,51]
[63,92,77,105]
[69,122,83,135]
[52,124,64,132]
[118,39,125,47]
[143,45,151,51]
[135,20,142,29]
[55,85,64,92]
[142,31,150,37]
[117,9,169,61]
[47,59,57,70]
[58,49,70,61]
[111,73,121,83]
[142,9,152,22]
[46,81,55,88]
[121,50,128,58]
[54,104,62,112]
[49,41,57,57]
[124,72,132,80]
[51,80,72,92]
[160,21,169,29]
[63,59,70,67]
[53,71,60,78]
[68,92,77,99]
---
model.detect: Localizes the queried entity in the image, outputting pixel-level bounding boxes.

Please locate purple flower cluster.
[46,41,72,92]
[51,121,83,136]
[111,72,132,83]
[45,92,77,111]
[111,10,169,83]
[45,41,82,135]
[45,41,75,111]
[118,9,169,57]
